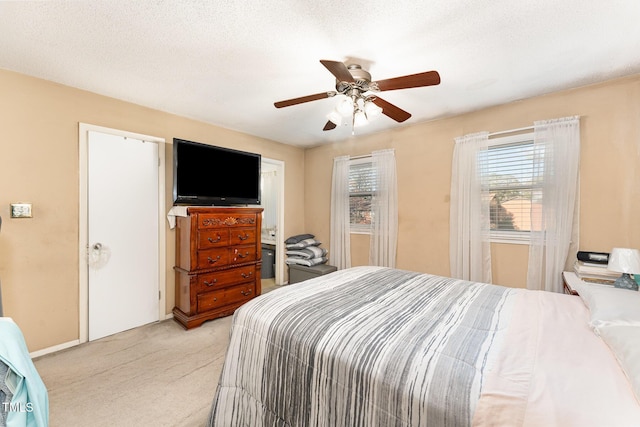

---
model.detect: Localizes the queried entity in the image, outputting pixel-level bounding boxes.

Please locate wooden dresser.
[173,207,262,329]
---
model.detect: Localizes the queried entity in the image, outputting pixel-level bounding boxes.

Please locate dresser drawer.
[197,283,256,313]
[198,213,259,229]
[195,265,257,293]
[198,229,230,249]
[230,245,257,264]
[196,246,258,270]
[196,247,230,270]
[229,227,256,245]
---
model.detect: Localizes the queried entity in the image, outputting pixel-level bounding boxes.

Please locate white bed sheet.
[474,290,640,426]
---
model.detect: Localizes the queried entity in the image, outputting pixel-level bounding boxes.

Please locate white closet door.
[87,131,159,341]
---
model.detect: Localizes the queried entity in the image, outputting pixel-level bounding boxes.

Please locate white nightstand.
[562,271,581,295]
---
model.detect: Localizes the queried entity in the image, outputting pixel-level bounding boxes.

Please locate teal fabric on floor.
[0,318,49,427]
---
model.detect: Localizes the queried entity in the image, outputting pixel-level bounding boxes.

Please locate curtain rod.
[488,125,534,138]
[349,148,395,160]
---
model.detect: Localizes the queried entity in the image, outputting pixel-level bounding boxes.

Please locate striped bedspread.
[208,266,513,427]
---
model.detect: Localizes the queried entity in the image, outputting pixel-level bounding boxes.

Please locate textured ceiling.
[1,1,640,147]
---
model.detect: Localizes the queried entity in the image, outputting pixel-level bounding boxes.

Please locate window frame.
[484,132,536,245]
[348,157,374,234]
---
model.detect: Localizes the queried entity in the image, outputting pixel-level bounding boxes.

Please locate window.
[348,158,375,233]
[479,132,542,243]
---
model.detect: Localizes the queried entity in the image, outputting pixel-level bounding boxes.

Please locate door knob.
[88,242,110,269]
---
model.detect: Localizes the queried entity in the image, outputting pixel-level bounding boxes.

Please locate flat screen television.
[173,138,261,206]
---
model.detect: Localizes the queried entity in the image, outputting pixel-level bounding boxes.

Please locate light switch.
[10,203,32,218]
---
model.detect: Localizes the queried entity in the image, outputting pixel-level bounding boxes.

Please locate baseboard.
[30,339,80,359]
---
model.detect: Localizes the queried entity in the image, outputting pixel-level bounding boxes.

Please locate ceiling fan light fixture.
[353,110,368,128]
[336,97,354,116]
[327,110,343,126]
[364,101,383,119]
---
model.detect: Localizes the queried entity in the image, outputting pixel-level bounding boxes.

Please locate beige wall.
[0,69,306,352]
[305,73,640,288]
[3,67,640,352]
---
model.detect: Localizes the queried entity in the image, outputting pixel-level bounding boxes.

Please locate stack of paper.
[573,260,619,284]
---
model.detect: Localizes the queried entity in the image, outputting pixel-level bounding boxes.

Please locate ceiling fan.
[274,60,441,131]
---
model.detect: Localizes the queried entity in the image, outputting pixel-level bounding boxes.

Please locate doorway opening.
[260,158,285,286]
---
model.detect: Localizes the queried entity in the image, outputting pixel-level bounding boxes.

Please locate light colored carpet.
[33,280,279,427]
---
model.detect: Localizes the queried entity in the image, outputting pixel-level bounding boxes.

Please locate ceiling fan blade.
[371,97,412,122]
[323,121,337,131]
[375,70,441,91]
[320,60,355,83]
[274,91,335,108]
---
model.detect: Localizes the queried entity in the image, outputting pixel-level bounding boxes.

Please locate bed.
[207,266,640,426]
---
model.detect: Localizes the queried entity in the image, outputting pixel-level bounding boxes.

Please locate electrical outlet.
[10,203,32,218]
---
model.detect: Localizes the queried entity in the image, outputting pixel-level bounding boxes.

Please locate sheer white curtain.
[330,155,351,269]
[527,116,580,292]
[450,132,492,283]
[369,149,398,267]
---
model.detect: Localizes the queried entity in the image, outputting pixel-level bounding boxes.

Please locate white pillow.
[597,325,640,403]
[571,280,640,330]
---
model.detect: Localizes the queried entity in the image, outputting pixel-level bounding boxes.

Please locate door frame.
[78,123,166,343]
[261,157,285,286]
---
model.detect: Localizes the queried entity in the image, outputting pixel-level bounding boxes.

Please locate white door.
[87,131,159,340]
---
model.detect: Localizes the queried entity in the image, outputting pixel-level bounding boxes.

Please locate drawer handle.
[236,251,249,259]
[240,271,253,279]
[213,297,218,302]
[207,255,221,264]
[208,235,222,243]
[241,290,252,297]
[204,279,218,287]
[238,233,249,241]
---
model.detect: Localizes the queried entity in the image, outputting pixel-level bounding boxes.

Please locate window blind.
[349,161,376,226]
[480,140,543,232]
[349,161,376,194]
